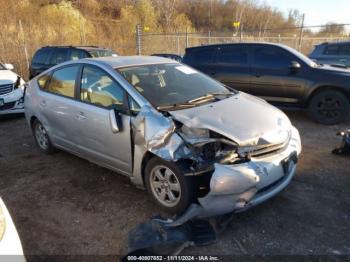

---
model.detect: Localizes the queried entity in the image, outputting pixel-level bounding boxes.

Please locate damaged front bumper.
[0,88,24,115]
[170,126,301,225]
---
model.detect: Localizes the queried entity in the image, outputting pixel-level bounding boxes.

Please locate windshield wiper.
[188,92,233,104]
[157,103,197,111]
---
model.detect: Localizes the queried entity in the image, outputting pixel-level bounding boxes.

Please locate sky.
[265,0,350,27]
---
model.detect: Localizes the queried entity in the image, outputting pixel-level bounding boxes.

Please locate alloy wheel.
[149,165,182,207]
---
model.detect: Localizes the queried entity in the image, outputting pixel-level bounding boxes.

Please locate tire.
[32,119,56,154]
[308,90,349,125]
[144,157,195,214]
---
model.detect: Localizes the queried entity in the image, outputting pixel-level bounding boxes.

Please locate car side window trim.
[76,64,131,114]
[39,64,82,102]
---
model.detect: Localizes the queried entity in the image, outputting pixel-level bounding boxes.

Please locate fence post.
[185,28,189,49]
[136,24,142,55]
[208,31,211,44]
[18,20,29,70]
[298,14,305,51]
[177,32,180,55]
[240,24,243,42]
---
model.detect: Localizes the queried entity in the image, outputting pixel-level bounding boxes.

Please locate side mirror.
[4,63,14,70]
[109,109,122,133]
[289,61,301,72]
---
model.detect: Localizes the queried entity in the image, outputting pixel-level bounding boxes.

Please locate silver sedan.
[24,56,301,216]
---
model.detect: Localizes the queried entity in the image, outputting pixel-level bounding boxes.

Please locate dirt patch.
[0,112,349,256]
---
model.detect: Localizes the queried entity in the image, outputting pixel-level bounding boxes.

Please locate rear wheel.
[308,90,349,125]
[33,119,56,154]
[145,157,195,214]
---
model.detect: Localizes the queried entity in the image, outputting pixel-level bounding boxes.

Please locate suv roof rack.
[42,45,104,49]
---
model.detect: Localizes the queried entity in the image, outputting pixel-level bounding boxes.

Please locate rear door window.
[189,48,215,65]
[339,45,350,55]
[50,49,69,65]
[216,45,248,65]
[32,48,52,64]
[323,45,339,55]
[254,46,291,69]
[45,65,79,98]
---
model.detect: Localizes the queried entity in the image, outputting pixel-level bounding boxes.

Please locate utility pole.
[298,13,305,52]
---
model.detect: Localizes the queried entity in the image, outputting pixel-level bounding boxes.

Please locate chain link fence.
[139,25,350,56]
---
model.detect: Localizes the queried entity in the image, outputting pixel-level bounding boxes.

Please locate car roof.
[185,42,289,51]
[40,46,112,51]
[317,41,350,46]
[82,56,177,68]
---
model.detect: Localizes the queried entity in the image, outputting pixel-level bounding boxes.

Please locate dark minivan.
[29,46,117,79]
[183,43,350,125]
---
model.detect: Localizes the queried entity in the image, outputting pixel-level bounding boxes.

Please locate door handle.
[254,73,261,78]
[40,100,46,107]
[76,112,87,121]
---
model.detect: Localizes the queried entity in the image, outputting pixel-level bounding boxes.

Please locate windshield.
[282,45,318,67]
[117,63,233,109]
[0,63,5,70]
[88,49,117,58]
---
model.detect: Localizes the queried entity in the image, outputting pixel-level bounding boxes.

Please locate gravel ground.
[0,112,349,258]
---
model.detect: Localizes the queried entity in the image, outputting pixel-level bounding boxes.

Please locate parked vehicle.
[309,41,350,67]
[151,53,183,62]
[0,197,25,260]
[29,46,118,79]
[183,43,350,125]
[0,63,25,115]
[25,56,301,215]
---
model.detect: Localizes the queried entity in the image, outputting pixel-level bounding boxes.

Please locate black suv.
[183,43,350,125]
[309,41,350,68]
[29,46,118,79]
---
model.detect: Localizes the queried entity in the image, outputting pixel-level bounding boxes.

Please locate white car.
[0,198,25,261]
[0,63,25,115]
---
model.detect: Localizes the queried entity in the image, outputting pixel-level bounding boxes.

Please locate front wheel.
[145,158,195,214]
[308,90,349,125]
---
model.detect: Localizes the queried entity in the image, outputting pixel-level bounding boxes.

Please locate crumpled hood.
[0,70,18,85]
[169,92,292,146]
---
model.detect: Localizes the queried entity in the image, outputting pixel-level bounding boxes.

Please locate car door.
[72,64,132,175]
[211,44,251,93]
[251,45,307,104]
[37,64,81,153]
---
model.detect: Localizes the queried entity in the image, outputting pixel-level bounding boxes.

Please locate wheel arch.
[306,85,350,107]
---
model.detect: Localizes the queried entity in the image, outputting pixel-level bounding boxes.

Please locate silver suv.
[24,56,301,216]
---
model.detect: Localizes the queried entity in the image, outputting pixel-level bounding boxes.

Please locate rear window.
[186,48,215,65]
[323,45,339,55]
[32,48,52,64]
